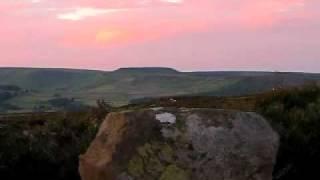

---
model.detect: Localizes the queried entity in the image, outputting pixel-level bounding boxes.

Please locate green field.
[0,67,319,112]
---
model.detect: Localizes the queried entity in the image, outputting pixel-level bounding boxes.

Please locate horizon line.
[0,66,319,74]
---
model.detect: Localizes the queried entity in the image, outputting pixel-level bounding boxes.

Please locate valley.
[0,67,319,112]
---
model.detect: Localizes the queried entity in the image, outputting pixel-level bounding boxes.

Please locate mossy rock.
[146,155,164,175]
[160,165,189,180]
[159,144,174,163]
[127,141,179,179]
[80,108,279,180]
[137,143,153,158]
[128,155,144,177]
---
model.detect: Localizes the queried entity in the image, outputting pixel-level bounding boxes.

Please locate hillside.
[0,67,319,112]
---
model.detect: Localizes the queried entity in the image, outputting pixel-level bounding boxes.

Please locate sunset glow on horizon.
[0,0,319,72]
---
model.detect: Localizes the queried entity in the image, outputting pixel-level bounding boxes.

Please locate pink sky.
[0,0,319,72]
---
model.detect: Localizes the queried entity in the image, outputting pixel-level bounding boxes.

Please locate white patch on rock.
[156,112,176,124]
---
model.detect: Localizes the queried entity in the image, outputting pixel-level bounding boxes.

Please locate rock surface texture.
[79,108,279,180]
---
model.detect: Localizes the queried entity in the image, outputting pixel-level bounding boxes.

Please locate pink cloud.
[0,0,319,72]
[56,0,309,48]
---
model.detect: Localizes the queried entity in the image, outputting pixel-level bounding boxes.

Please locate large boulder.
[79,108,279,180]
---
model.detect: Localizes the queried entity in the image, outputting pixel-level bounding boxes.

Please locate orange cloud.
[61,17,211,49]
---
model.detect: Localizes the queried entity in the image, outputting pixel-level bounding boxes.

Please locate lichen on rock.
[128,155,144,177]
[160,165,190,180]
[127,142,174,179]
[79,108,279,180]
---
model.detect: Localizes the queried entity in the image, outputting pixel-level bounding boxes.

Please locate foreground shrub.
[0,104,110,180]
[258,84,320,180]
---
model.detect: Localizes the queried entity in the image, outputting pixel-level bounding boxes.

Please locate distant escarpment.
[79,108,279,180]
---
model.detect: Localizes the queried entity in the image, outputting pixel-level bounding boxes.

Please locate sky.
[0,0,319,72]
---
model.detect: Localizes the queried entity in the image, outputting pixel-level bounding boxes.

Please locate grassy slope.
[0,67,319,111]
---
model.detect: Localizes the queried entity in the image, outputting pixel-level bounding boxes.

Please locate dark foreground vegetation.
[1,84,320,180]
[0,101,111,180]
[258,85,320,180]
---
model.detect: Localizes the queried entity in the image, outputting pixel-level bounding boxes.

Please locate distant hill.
[114,67,179,74]
[0,67,319,112]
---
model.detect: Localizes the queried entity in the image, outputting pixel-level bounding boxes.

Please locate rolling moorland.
[0,67,320,112]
